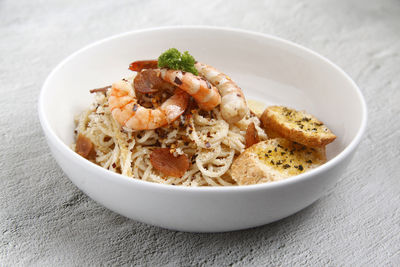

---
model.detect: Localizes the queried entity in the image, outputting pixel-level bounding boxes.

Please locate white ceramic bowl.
[39,26,367,232]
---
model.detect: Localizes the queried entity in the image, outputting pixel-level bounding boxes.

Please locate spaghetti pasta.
[73,87,267,186]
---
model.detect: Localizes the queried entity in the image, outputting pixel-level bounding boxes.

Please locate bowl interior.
[40,27,365,165]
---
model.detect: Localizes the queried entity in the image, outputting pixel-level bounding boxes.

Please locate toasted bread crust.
[263,126,282,139]
[260,106,336,147]
[231,138,326,185]
[231,150,279,185]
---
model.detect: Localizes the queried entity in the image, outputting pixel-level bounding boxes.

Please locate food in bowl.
[73,48,336,186]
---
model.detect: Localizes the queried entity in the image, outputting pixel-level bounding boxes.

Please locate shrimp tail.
[129,60,158,72]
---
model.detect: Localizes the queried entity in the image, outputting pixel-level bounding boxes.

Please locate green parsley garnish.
[158,48,198,75]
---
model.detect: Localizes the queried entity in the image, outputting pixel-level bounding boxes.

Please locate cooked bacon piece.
[129,60,158,72]
[89,85,111,94]
[76,134,95,159]
[150,148,189,178]
[134,69,175,94]
[245,122,260,148]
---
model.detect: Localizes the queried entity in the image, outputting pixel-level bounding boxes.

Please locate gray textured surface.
[1,0,400,265]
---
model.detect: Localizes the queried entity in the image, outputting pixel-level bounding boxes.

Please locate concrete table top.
[1,0,399,265]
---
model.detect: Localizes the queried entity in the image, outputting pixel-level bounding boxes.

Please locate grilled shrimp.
[129,60,246,122]
[109,80,189,130]
[195,62,247,123]
[129,60,221,111]
[159,69,221,111]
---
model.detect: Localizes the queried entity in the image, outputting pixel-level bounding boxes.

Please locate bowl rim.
[38,25,368,192]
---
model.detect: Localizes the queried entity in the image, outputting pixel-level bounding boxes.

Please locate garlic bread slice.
[231,138,326,185]
[260,106,336,147]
